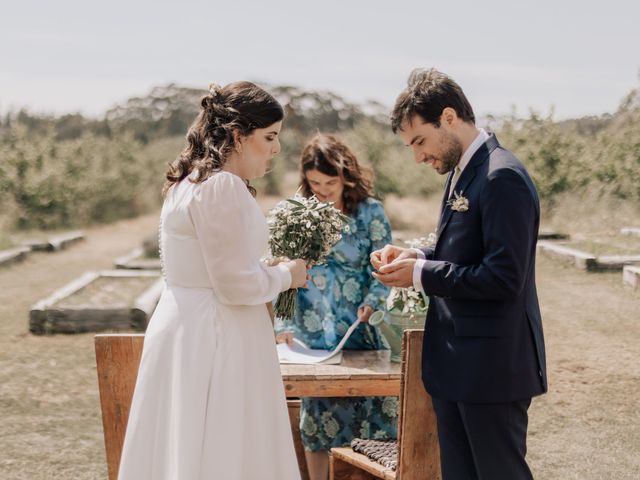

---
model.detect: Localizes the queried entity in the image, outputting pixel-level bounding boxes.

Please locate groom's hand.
[370,245,416,271]
[372,258,416,288]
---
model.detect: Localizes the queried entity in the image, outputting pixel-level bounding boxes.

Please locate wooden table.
[281,349,401,397]
[281,350,401,480]
[95,334,400,480]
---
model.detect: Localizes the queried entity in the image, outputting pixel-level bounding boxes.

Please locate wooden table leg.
[287,399,310,480]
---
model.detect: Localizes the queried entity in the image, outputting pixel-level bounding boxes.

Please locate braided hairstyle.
[163,81,284,196]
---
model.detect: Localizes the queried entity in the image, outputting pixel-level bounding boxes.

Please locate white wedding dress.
[118,171,300,480]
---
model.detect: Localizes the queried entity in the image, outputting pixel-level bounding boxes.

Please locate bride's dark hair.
[164,81,284,196]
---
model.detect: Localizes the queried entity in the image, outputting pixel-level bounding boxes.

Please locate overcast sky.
[1,0,638,120]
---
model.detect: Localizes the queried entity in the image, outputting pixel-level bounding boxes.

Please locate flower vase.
[385,310,426,362]
[370,303,427,363]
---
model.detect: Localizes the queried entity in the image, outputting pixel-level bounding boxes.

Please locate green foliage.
[495,91,640,210]
[270,85,377,134]
[1,82,638,233]
[496,112,589,202]
[0,126,165,230]
[104,84,202,143]
[257,119,445,199]
[342,120,444,199]
[0,109,112,140]
[101,84,387,146]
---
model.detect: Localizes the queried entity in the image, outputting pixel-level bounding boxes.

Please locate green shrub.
[1,83,638,234]
[496,103,640,210]
[342,120,444,198]
[0,126,164,230]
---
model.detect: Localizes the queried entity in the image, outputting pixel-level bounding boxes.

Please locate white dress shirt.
[411,129,490,292]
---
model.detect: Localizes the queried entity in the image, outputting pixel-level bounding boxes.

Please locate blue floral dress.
[275,198,398,451]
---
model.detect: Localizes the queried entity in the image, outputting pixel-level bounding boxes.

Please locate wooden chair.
[329,330,441,480]
[94,334,309,480]
[95,334,143,480]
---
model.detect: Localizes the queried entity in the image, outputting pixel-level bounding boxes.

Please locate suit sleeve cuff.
[413,259,426,292]
[413,248,426,260]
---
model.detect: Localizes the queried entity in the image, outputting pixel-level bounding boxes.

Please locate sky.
[1,0,638,120]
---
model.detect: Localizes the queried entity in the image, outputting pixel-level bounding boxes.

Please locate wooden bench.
[0,246,30,267]
[94,334,309,480]
[329,330,441,480]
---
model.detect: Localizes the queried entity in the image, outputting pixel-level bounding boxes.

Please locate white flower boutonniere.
[448,191,469,212]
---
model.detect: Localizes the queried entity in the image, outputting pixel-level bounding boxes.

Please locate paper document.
[277,319,362,364]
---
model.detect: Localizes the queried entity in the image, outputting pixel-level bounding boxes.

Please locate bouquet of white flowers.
[267,192,348,321]
[385,234,437,317]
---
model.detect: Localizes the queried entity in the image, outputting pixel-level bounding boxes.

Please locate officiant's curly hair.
[299,134,374,216]
[391,68,475,133]
[164,81,284,196]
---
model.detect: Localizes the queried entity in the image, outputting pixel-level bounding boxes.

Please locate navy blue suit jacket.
[419,134,547,403]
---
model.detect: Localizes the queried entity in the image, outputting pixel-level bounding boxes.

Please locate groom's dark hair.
[391,68,475,133]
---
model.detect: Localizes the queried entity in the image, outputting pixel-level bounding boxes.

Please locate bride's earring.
[236,143,244,161]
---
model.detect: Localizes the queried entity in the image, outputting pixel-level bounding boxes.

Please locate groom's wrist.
[412,259,426,292]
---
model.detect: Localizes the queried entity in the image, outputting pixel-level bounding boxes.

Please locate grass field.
[560,237,640,256]
[0,196,639,479]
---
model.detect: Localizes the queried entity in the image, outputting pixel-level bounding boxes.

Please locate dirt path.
[528,258,640,479]
[0,210,639,479]
[0,212,160,480]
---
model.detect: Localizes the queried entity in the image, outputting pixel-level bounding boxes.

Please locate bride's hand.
[284,259,310,289]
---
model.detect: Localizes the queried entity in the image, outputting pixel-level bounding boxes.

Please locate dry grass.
[541,190,640,238]
[0,212,160,480]
[561,238,640,256]
[60,276,159,307]
[527,259,640,479]
[0,196,639,479]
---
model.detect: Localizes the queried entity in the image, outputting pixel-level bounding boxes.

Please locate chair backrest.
[95,334,308,480]
[396,329,441,479]
[95,331,441,480]
[95,334,145,480]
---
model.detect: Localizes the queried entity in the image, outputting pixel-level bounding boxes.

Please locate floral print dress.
[275,198,398,451]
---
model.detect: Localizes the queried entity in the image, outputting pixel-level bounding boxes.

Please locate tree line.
[1,83,638,232]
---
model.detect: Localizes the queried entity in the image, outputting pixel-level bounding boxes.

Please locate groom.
[371,69,547,479]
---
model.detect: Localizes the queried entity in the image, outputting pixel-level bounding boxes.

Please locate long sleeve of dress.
[189,172,291,306]
[362,201,392,309]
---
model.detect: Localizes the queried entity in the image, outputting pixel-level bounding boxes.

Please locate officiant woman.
[274,133,397,480]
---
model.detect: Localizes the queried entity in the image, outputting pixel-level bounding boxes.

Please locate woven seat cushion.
[350,438,398,471]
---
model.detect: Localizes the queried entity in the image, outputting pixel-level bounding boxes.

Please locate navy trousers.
[431,397,533,480]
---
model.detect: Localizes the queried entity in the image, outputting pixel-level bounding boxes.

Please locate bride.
[117,81,308,480]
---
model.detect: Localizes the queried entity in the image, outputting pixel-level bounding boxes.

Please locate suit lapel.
[436,170,455,232]
[436,198,454,239]
[435,134,499,240]
[451,162,477,199]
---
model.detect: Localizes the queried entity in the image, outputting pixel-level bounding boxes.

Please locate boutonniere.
[447,191,469,212]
